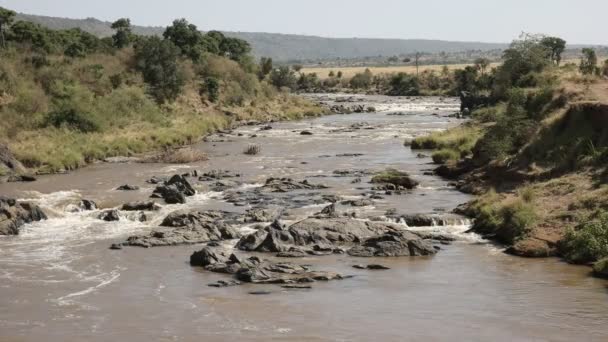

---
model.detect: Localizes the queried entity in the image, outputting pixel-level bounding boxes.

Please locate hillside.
[16,13,508,61]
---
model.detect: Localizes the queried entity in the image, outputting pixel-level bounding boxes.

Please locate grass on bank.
[410,124,482,164]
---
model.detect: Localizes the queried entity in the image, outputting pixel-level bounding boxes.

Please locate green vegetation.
[562,212,608,264]
[411,125,482,163]
[0,8,323,173]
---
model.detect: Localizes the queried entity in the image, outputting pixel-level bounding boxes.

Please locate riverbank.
[411,71,608,277]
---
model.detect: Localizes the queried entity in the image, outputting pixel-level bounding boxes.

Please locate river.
[0,95,606,341]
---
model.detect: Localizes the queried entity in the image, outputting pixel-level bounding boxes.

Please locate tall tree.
[163,18,203,60]
[579,48,598,75]
[540,36,566,65]
[0,7,16,48]
[134,37,185,103]
[111,18,132,49]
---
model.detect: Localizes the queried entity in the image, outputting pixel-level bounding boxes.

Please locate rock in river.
[152,175,196,204]
[123,210,241,248]
[261,178,328,193]
[348,231,438,257]
[0,197,47,235]
[371,169,419,190]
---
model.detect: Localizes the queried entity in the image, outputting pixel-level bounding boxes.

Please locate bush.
[201,77,220,102]
[562,212,608,264]
[349,69,373,89]
[432,149,460,164]
[388,72,419,96]
[411,125,481,157]
[471,196,537,244]
[45,108,100,132]
[269,66,296,90]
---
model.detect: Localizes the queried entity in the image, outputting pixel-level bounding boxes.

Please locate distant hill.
[15,13,509,61]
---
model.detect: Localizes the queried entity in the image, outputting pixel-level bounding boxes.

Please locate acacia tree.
[0,7,16,48]
[111,18,132,49]
[269,66,297,90]
[580,48,598,75]
[540,36,566,65]
[134,36,185,103]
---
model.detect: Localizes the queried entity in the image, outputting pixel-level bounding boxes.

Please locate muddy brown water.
[0,95,606,341]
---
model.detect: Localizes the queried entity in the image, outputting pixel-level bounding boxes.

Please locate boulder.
[237,218,402,253]
[79,199,97,211]
[348,231,438,257]
[261,177,328,193]
[123,210,241,248]
[300,130,313,135]
[99,210,120,222]
[342,199,374,207]
[371,169,419,190]
[116,184,139,191]
[121,201,160,211]
[0,197,47,235]
[152,174,195,204]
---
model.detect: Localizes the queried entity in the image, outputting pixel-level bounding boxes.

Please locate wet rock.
[300,130,313,135]
[0,197,47,235]
[351,178,362,184]
[152,175,196,204]
[110,243,123,250]
[7,174,37,182]
[371,169,419,190]
[190,243,232,267]
[342,199,374,207]
[245,207,283,223]
[237,218,402,253]
[336,153,364,157]
[321,194,342,203]
[79,199,97,211]
[99,210,120,222]
[367,264,391,270]
[353,265,366,270]
[208,280,242,288]
[281,284,312,289]
[146,176,166,185]
[121,201,160,211]
[261,178,328,193]
[348,231,438,257]
[249,291,272,295]
[314,203,339,219]
[116,184,140,191]
[276,250,309,258]
[199,170,240,181]
[400,214,435,227]
[211,180,240,192]
[260,125,273,131]
[123,210,241,248]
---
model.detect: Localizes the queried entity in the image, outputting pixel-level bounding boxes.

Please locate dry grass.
[301,63,500,79]
[144,147,208,164]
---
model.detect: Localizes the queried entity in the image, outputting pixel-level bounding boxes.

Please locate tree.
[540,36,566,66]
[163,18,203,60]
[603,59,608,77]
[258,57,273,80]
[134,37,185,103]
[9,21,53,53]
[297,72,320,92]
[454,66,479,93]
[111,18,132,49]
[336,71,343,78]
[328,70,335,77]
[388,73,419,96]
[402,57,411,63]
[269,66,297,90]
[219,37,251,62]
[349,68,373,89]
[64,42,86,58]
[474,57,491,76]
[292,64,303,72]
[201,77,219,102]
[0,6,16,48]
[580,48,598,75]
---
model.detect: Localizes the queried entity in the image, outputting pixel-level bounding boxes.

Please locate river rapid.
[0,94,607,341]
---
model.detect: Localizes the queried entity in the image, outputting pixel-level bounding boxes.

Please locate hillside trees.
[134,36,185,103]
[111,18,132,49]
[270,66,297,90]
[0,6,15,48]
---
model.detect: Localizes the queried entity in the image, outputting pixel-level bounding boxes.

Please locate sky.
[1,0,606,44]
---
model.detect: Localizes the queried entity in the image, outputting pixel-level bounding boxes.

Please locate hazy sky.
[1,0,606,44]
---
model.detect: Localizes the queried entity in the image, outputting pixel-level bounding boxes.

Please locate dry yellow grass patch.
[301,63,500,79]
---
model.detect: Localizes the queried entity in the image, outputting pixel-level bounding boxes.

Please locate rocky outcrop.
[0,197,47,235]
[121,201,160,211]
[260,178,328,193]
[237,218,402,253]
[152,175,196,204]
[191,243,344,285]
[371,169,419,190]
[122,210,241,248]
[116,184,139,191]
[0,144,26,176]
[348,231,438,257]
[99,210,120,222]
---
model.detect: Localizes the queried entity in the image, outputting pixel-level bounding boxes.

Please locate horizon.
[2,0,607,45]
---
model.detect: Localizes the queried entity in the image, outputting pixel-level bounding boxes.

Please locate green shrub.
[562,212,608,263]
[45,108,100,132]
[432,149,460,164]
[202,77,220,102]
